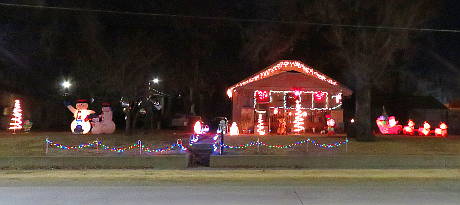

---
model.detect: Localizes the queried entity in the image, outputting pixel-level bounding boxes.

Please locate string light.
[46,139,186,153]
[228,60,341,98]
[223,138,349,150]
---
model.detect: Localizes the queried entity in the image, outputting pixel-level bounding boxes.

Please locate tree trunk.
[125,111,132,135]
[355,81,375,141]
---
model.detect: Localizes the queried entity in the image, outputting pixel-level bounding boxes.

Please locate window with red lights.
[255,90,270,104]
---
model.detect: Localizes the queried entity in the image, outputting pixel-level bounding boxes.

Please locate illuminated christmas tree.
[256,113,266,135]
[9,99,23,133]
[293,100,305,133]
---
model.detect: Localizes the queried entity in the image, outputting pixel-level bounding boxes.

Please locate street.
[1,179,459,205]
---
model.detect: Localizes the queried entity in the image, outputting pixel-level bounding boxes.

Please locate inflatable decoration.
[376,116,402,134]
[418,121,431,136]
[403,120,415,135]
[229,122,239,136]
[66,99,95,134]
[434,122,448,137]
[100,103,116,134]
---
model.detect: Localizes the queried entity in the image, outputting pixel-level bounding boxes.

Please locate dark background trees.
[1,0,458,138]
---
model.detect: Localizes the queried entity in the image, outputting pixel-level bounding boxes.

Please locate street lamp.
[61,80,71,96]
[152,78,159,84]
[62,81,71,89]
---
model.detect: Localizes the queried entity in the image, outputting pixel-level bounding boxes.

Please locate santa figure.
[326,114,336,135]
[99,102,116,134]
[65,99,95,134]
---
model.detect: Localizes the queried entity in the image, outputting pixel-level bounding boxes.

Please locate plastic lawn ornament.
[194,121,203,134]
[326,114,335,135]
[8,99,23,133]
[403,120,415,135]
[229,122,239,136]
[23,120,33,132]
[435,122,448,137]
[217,119,227,134]
[418,121,431,136]
[66,99,95,134]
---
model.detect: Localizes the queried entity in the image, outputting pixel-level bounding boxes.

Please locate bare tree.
[312,0,436,141]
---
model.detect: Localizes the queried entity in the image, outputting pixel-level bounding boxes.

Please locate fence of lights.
[224,138,349,150]
[45,138,187,153]
[227,60,339,98]
[45,137,349,153]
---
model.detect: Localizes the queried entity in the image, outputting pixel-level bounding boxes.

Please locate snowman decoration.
[65,99,95,134]
[99,102,116,134]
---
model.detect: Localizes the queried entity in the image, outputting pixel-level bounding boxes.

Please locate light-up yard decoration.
[91,102,116,134]
[293,100,305,134]
[403,120,415,135]
[435,122,448,137]
[326,114,335,135]
[194,121,203,134]
[256,112,266,135]
[418,121,431,136]
[376,116,402,134]
[8,99,23,133]
[229,122,239,136]
[65,99,95,134]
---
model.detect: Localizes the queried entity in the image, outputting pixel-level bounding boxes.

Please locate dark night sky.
[1,0,460,104]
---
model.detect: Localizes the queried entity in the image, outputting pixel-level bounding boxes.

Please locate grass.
[1,131,460,156]
[1,169,460,186]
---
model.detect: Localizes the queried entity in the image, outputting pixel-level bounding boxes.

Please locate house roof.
[227,60,352,98]
[384,96,448,110]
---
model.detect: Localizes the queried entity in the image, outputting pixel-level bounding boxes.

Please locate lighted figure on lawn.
[293,100,305,134]
[326,115,335,135]
[434,122,448,137]
[65,99,95,134]
[229,122,239,136]
[418,121,431,136]
[376,116,402,134]
[99,103,116,134]
[403,120,416,135]
[256,113,266,135]
[8,99,23,133]
[194,121,204,134]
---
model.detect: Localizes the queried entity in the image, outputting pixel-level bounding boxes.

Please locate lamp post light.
[61,81,71,96]
[152,78,159,84]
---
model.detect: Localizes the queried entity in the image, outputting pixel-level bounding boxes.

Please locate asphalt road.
[1,180,459,205]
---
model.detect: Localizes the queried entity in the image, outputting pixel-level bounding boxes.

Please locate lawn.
[1,131,460,156]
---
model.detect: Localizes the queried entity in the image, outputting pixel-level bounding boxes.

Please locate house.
[226,60,352,134]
